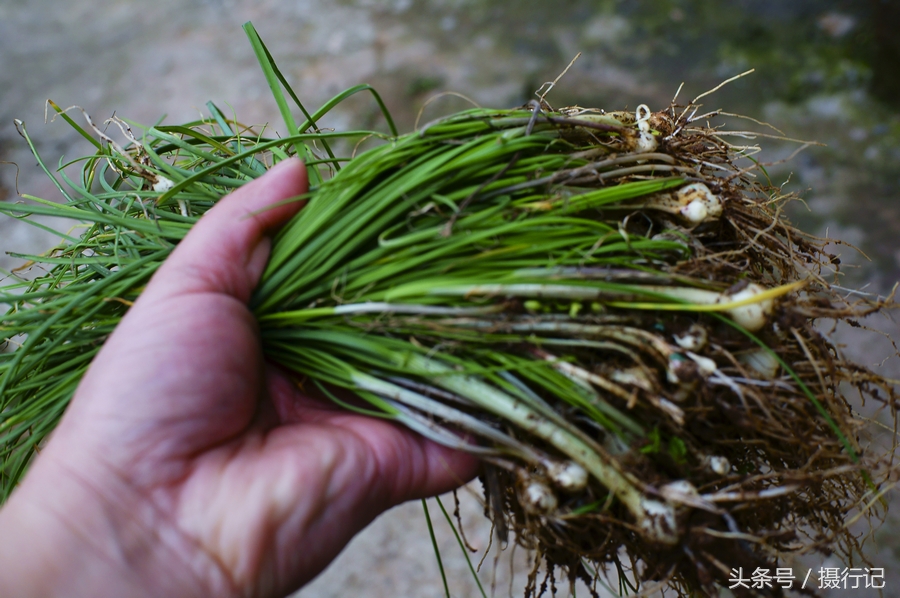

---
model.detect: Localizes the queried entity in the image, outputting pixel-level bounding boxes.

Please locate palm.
[2,160,475,598]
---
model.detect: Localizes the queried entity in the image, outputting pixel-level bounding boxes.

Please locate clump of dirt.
[425,102,900,597]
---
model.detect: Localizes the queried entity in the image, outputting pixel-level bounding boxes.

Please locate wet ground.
[2,0,900,596]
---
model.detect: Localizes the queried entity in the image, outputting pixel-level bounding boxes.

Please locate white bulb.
[686,351,717,375]
[680,199,708,223]
[724,283,773,331]
[739,347,780,379]
[673,325,708,351]
[152,176,175,192]
[632,130,658,153]
[707,456,731,475]
[522,481,558,515]
[638,498,678,545]
[675,183,722,224]
[546,461,589,492]
[660,480,699,502]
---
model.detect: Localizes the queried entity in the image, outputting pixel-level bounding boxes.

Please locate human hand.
[0,158,478,598]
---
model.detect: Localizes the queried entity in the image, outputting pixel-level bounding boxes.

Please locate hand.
[0,159,478,598]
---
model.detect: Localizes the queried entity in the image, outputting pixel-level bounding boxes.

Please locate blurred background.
[2,1,899,596]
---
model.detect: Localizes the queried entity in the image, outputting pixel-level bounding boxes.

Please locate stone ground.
[2,1,900,596]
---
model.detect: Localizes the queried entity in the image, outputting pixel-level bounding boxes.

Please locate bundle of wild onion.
[1,24,898,597]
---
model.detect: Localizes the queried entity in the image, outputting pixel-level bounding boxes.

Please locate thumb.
[143,158,308,304]
[58,158,307,456]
